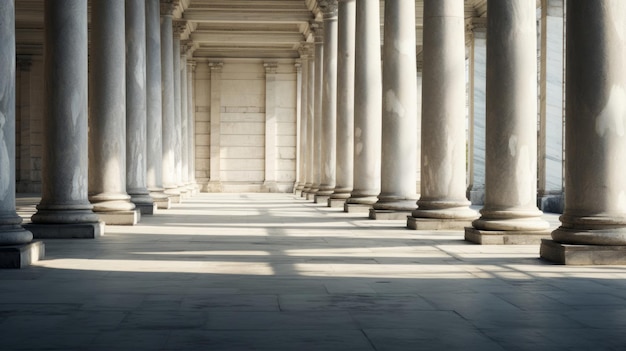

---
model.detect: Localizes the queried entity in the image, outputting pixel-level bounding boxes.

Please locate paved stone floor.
[2,193,626,350]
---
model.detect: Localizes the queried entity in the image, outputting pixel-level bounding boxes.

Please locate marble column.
[302,48,315,195]
[467,22,486,206]
[465,0,549,244]
[0,0,43,268]
[315,1,338,204]
[145,0,170,209]
[126,0,156,215]
[207,61,223,192]
[16,57,33,193]
[87,0,139,226]
[295,53,308,196]
[537,0,564,213]
[263,62,278,192]
[407,0,477,229]
[541,0,626,264]
[28,0,103,238]
[371,0,418,220]
[344,0,382,213]
[160,2,180,202]
[180,51,190,192]
[329,0,356,208]
[308,24,324,200]
[173,24,187,197]
[187,60,198,193]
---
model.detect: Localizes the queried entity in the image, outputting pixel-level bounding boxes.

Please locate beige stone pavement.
[2,193,626,350]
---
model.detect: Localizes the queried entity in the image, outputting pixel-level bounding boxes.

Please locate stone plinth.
[314,195,330,204]
[154,197,171,209]
[540,239,626,265]
[407,218,473,231]
[328,198,346,208]
[369,209,412,220]
[465,227,551,245]
[344,203,371,213]
[26,222,104,239]
[0,241,45,269]
[97,210,140,225]
[134,203,157,215]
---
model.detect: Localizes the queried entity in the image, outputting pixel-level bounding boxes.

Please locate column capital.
[208,61,223,72]
[160,0,179,16]
[318,0,338,19]
[294,60,302,72]
[173,20,188,37]
[298,44,314,59]
[187,60,197,71]
[311,22,324,43]
[466,17,487,34]
[181,39,197,56]
[264,62,278,74]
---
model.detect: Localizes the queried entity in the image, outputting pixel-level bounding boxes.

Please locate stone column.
[28,0,103,238]
[146,0,170,209]
[407,0,477,228]
[371,0,418,220]
[263,62,278,192]
[160,2,180,202]
[465,0,549,244]
[314,1,338,204]
[0,0,43,268]
[329,0,356,208]
[16,57,32,193]
[467,22,486,206]
[302,48,315,196]
[207,61,223,192]
[295,54,307,196]
[180,51,190,191]
[538,0,564,213]
[126,0,156,215]
[187,60,198,193]
[344,0,382,212]
[87,0,139,226]
[308,24,324,200]
[541,0,626,264]
[173,24,187,197]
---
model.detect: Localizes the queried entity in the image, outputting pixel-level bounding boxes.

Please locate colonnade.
[0,0,198,266]
[296,0,626,264]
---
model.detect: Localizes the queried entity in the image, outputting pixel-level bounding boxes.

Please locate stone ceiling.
[15,0,488,59]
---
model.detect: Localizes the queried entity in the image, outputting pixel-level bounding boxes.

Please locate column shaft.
[538,0,564,213]
[303,54,315,194]
[549,1,626,246]
[467,26,486,206]
[467,0,549,244]
[126,0,154,214]
[408,0,476,228]
[372,0,418,218]
[309,26,324,197]
[173,34,185,193]
[88,0,137,223]
[344,0,382,211]
[208,62,223,191]
[316,1,338,202]
[0,0,33,245]
[160,6,179,199]
[180,53,190,188]
[330,0,356,205]
[145,0,169,208]
[187,61,197,191]
[264,62,278,191]
[31,0,101,234]
[295,55,308,194]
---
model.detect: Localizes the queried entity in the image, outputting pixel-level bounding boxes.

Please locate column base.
[369,209,412,220]
[343,203,371,213]
[314,195,330,204]
[328,198,346,208]
[25,222,104,239]
[407,217,473,230]
[540,239,626,265]
[262,181,279,193]
[306,192,317,201]
[464,227,552,245]
[0,241,45,269]
[134,203,157,215]
[96,210,140,225]
[154,196,171,209]
[207,181,223,193]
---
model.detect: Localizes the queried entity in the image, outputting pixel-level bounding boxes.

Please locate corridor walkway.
[2,193,626,350]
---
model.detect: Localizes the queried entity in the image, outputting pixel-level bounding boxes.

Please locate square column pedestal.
[97,210,141,225]
[314,195,330,205]
[344,203,371,213]
[25,222,105,239]
[540,239,626,265]
[328,198,346,208]
[407,218,473,230]
[369,209,412,220]
[465,228,552,245]
[0,241,45,269]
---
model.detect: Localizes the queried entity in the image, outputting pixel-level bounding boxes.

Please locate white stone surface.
[468,28,486,205]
